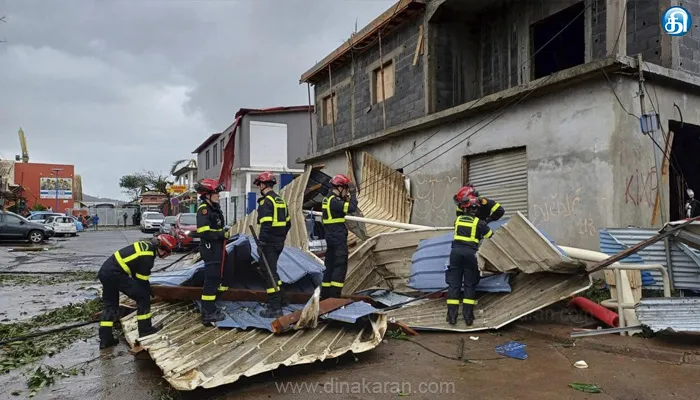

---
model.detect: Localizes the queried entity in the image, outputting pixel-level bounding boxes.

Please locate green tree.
[119,175,147,201]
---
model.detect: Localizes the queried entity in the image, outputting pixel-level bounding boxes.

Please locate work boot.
[138,324,162,338]
[463,304,475,326]
[201,308,226,325]
[446,305,459,325]
[99,327,119,349]
[279,287,289,307]
[320,286,331,300]
[260,293,284,318]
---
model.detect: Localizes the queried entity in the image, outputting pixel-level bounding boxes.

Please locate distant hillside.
[82,194,124,203]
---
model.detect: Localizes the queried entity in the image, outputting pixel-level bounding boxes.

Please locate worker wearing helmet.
[194,178,230,325]
[98,234,177,349]
[253,171,291,318]
[446,188,493,326]
[320,174,358,300]
[454,183,505,223]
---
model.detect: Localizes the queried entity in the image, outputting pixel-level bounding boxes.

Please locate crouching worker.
[446,190,493,326]
[98,234,177,349]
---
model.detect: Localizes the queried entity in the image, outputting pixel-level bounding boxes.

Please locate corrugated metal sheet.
[230,166,313,253]
[321,301,378,324]
[467,148,528,218]
[605,227,700,291]
[477,212,585,274]
[354,289,416,307]
[386,272,592,332]
[348,152,412,244]
[598,229,645,264]
[636,297,700,332]
[150,234,324,288]
[207,301,305,330]
[121,301,388,391]
[663,221,700,251]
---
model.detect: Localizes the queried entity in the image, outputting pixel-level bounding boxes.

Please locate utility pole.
[51,168,63,212]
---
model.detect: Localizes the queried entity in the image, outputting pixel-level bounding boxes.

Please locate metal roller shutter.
[467,148,528,218]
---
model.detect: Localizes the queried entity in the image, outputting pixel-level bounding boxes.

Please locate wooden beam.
[652,130,675,225]
[150,285,376,305]
[413,24,424,66]
[271,298,354,334]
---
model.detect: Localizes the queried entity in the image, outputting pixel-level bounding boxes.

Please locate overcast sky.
[0,0,393,200]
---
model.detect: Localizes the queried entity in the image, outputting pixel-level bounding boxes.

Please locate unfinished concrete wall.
[310,79,625,250]
[676,0,700,74]
[625,0,662,64]
[313,17,426,153]
[432,21,480,112]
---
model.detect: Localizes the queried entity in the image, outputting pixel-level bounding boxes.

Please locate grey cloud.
[0,0,394,199]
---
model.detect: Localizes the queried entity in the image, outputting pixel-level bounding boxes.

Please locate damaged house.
[298,0,700,250]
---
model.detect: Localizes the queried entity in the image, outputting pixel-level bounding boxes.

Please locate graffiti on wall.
[531,187,596,237]
[625,167,658,207]
[413,175,459,225]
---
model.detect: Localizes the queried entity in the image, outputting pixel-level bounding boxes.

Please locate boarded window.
[373,60,395,104]
[322,93,338,126]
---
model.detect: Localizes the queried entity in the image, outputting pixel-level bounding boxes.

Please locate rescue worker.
[194,178,230,325]
[320,174,357,300]
[98,233,177,349]
[254,171,291,318]
[454,184,505,223]
[446,190,493,326]
[686,189,700,218]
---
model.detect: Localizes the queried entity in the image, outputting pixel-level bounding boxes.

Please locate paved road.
[1,231,699,399]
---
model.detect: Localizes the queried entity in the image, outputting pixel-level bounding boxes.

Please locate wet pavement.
[1,230,700,399]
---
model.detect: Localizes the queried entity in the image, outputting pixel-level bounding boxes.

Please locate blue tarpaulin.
[495,341,528,360]
[321,301,378,324]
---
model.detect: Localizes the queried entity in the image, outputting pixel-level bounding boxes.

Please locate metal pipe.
[663,237,675,292]
[303,210,450,231]
[614,268,626,335]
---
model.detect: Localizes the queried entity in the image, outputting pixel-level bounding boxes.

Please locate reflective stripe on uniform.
[266,287,279,293]
[322,195,346,224]
[330,281,344,287]
[321,282,332,287]
[454,216,480,243]
[136,313,151,320]
[484,230,493,239]
[197,203,206,211]
[218,285,228,292]
[201,294,216,301]
[277,280,283,286]
[462,298,476,305]
[490,202,501,215]
[100,321,114,327]
[135,273,149,281]
[259,195,290,227]
[197,225,223,233]
[446,299,460,305]
[114,242,154,278]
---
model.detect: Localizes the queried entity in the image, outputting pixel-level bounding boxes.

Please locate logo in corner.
[663,6,692,36]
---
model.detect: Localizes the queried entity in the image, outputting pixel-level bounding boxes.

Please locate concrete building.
[172,159,198,191]
[192,106,315,223]
[13,162,75,212]
[298,0,700,250]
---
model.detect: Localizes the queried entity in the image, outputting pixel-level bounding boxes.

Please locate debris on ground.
[574,360,588,369]
[568,383,603,393]
[0,271,96,287]
[494,341,528,360]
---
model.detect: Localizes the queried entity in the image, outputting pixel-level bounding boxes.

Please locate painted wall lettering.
[531,189,582,224]
[531,188,597,237]
[413,175,459,225]
[625,167,658,207]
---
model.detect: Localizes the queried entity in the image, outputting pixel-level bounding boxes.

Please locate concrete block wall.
[313,17,425,153]
[592,0,607,59]
[626,0,662,65]
[678,0,700,74]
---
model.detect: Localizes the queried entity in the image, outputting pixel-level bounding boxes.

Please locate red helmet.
[457,196,479,211]
[194,178,224,194]
[152,234,176,256]
[454,186,476,205]
[330,174,351,187]
[253,171,276,186]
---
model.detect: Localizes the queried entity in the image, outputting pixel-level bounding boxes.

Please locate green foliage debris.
[26,365,84,397]
[569,383,602,393]
[581,279,611,304]
[0,298,102,374]
[387,329,409,340]
[0,271,97,287]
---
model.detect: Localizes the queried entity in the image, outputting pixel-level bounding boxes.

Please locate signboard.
[40,177,73,199]
[167,184,188,194]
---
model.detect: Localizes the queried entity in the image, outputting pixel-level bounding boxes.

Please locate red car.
[173,213,199,251]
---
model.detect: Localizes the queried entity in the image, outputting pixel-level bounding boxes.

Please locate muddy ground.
[1,230,699,399]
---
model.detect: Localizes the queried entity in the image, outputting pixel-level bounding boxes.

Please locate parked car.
[160,216,177,235]
[0,211,50,244]
[27,211,63,224]
[140,211,165,233]
[44,215,78,237]
[173,213,198,251]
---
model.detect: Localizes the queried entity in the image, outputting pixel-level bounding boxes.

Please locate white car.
[140,211,165,233]
[44,215,78,237]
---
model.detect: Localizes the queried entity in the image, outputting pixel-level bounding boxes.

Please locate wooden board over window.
[323,93,338,126]
[373,60,395,104]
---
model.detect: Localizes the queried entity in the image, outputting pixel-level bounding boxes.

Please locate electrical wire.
[401,338,507,362]
[349,2,592,198]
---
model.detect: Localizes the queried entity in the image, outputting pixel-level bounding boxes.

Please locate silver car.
[160,216,177,235]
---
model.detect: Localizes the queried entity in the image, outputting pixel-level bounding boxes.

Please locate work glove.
[348,182,357,195]
[224,230,230,239]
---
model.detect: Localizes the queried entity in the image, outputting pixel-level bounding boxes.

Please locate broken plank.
[413,24,424,66]
[271,298,354,334]
[150,285,376,305]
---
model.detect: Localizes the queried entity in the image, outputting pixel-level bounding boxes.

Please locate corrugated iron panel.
[348,152,412,244]
[230,166,312,253]
[477,211,585,274]
[605,227,700,291]
[386,272,591,332]
[467,148,528,218]
[121,302,387,391]
[636,297,700,332]
[598,229,646,264]
[321,301,378,324]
